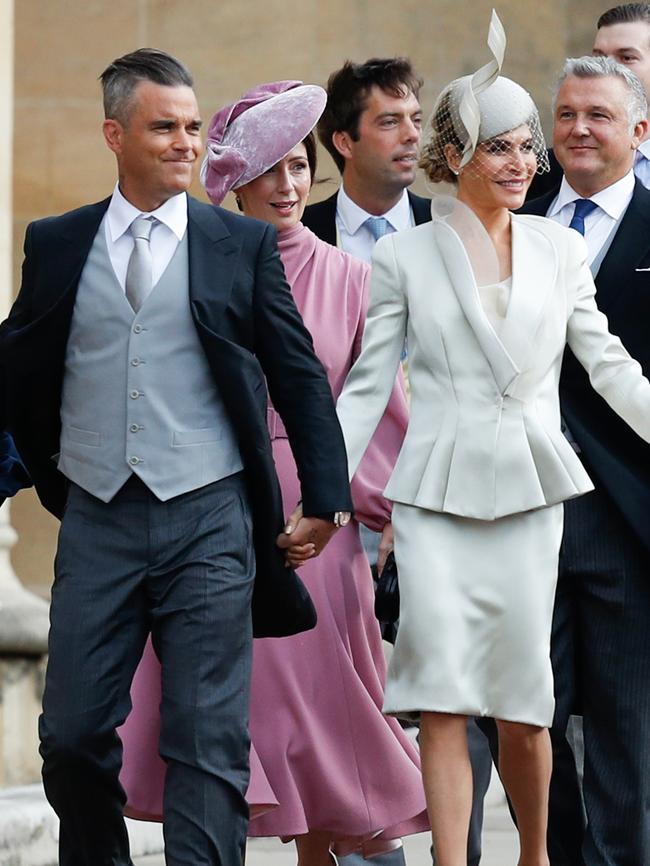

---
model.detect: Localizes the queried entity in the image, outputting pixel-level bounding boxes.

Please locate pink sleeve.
[349,266,409,531]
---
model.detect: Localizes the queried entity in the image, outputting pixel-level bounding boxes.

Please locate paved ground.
[133,800,519,866]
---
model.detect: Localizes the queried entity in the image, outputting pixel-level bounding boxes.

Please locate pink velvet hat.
[200,80,327,205]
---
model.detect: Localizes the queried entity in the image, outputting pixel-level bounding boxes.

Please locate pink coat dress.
[118,223,428,848]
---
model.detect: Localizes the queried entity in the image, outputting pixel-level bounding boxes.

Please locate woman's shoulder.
[513,212,576,243]
[375,221,435,259]
[513,212,588,260]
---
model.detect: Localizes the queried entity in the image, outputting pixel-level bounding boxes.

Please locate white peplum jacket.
[336,213,650,521]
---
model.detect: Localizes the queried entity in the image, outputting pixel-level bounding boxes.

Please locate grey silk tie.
[125,216,155,312]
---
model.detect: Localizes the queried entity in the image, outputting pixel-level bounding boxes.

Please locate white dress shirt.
[634,139,650,190]
[546,170,635,264]
[104,185,188,291]
[335,186,414,263]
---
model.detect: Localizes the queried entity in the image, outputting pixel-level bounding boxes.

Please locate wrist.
[311,511,352,527]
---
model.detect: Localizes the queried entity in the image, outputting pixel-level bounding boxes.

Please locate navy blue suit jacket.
[0,195,353,636]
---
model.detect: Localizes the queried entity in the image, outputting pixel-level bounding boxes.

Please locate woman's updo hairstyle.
[418,89,463,185]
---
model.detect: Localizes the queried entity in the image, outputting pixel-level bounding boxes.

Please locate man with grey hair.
[523,56,650,866]
[529,3,650,197]
[0,47,352,866]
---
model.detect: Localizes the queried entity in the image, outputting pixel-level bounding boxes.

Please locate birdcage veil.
[420,10,550,183]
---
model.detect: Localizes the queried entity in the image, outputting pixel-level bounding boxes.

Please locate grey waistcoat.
[58,223,243,502]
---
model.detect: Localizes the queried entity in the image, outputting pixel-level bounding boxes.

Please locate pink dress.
[119,224,428,847]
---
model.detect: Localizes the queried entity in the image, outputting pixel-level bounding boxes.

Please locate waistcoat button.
[130,390,140,399]
[129,424,139,433]
[129,456,141,465]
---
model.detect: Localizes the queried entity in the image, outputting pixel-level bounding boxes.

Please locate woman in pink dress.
[119,80,428,865]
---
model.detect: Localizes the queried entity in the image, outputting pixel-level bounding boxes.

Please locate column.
[0,0,49,655]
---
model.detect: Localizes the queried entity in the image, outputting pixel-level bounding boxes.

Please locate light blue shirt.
[335,186,414,263]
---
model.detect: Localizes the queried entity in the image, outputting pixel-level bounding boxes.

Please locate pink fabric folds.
[119,225,428,848]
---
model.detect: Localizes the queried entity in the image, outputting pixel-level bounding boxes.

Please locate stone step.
[0,783,517,866]
[0,784,163,866]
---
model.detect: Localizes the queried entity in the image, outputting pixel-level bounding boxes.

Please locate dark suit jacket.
[0,195,353,637]
[302,189,431,245]
[522,180,650,553]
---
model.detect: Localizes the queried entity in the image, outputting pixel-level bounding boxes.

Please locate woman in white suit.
[331,16,650,866]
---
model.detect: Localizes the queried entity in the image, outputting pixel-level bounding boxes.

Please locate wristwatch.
[313,511,352,527]
[333,511,352,528]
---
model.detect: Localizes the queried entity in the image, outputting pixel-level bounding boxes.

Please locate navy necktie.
[568,199,598,236]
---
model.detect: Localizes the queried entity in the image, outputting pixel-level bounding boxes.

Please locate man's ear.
[632,118,649,149]
[103,118,123,155]
[332,130,354,162]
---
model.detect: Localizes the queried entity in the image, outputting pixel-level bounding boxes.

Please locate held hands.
[276,502,339,568]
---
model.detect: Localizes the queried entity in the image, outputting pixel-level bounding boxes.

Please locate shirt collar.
[548,170,635,221]
[636,139,650,161]
[107,184,188,243]
[336,185,412,235]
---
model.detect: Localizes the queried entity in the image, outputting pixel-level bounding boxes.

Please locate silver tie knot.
[130,216,154,243]
[125,216,155,312]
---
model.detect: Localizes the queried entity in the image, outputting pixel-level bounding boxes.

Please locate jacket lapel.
[187,197,243,326]
[433,219,519,393]
[498,216,557,377]
[409,191,432,226]
[594,181,650,311]
[39,198,111,316]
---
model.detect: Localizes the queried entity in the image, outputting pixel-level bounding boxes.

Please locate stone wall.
[11,0,608,593]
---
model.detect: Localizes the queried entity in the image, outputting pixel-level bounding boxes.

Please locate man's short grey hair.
[554,55,647,129]
[100,48,194,126]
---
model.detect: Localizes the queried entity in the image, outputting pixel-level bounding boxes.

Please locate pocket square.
[634,267,650,272]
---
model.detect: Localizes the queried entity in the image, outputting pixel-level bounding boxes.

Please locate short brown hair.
[318,58,423,173]
[598,3,650,29]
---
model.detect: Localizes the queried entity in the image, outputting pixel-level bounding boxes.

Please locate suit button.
[129,424,140,433]
[129,456,141,465]
[133,324,143,334]
[131,358,141,366]
[130,390,140,399]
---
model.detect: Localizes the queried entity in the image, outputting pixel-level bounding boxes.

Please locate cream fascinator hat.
[421,10,550,177]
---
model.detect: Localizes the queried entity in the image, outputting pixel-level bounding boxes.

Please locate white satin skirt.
[385,502,564,727]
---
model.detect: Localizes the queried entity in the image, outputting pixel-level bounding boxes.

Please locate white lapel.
[499,217,557,380]
[433,220,519,394]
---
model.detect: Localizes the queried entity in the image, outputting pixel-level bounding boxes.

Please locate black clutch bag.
[374,551,400,624]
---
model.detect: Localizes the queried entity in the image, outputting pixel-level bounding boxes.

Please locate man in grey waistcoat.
[0,49,352,866]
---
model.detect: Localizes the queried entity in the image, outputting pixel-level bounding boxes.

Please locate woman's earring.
[451,167,460,176]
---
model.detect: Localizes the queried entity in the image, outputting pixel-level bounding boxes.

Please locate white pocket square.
[634,266,650,272]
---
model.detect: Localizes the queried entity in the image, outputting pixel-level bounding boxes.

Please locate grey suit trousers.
[39,473,255,866]
[548,487,650,866]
